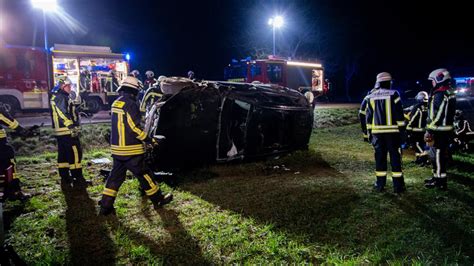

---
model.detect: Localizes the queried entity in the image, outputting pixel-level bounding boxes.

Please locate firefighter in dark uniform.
[424,68,456,190]
[50,77,86,187]
[359,88,377,142]
[453,110,474,151]
[0,104,30,201]
[406,91,429,165]
[366,72,406,193]
[99,76,172,215]
[139,76,163,114]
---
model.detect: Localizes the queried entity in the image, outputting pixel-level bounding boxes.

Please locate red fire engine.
[224,56,329,98]
[0,43,129,114]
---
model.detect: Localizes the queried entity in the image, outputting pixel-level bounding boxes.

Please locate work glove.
[424,132,434,147]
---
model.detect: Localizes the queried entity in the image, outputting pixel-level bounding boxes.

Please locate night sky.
[1,0,472,99]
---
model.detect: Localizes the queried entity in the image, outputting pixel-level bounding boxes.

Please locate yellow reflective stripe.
[69,164,82,170]
[363,134,368,138]
[371,129,400,134]
[54,130,72,136]
[0,129,6,138]
[126,113,147,140]
[111,108,125,114]
[51,99,60,129]
[359,109,366,115]
[72,145,80,168]
[430,98,446,126]
[427,125,453,131]
[116,113,125,146]
[371,125,399,129]
[376,171,387,177]
[143,174,157,189]
[370,99,375,129]
[145,186,159,196]
[111,150,145,156]
[110,144,145,150]
[397,121,406,126]
[58,162,70,168]
[385,98,392,125]
[52,101,73,127]
[412,128,425,132]
[103,188,118,197]
[394,97,401,104]
[392,172,403,177]
[0,114,17,128]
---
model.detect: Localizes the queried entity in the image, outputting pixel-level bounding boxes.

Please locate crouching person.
[99,76,172,215]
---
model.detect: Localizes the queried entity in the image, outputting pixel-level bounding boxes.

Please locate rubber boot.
[150,192,173,209]
[71,169,92,189]
[98,196,116,216]
[373,176,386,192]
[393,177,406,194]
[5,179,30,201]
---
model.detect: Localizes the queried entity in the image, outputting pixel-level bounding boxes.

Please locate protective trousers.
[411,132,426,155]
[101,155,161,209]
[372,133,405,192]
[429,132,450,181]
[56,136,83,181]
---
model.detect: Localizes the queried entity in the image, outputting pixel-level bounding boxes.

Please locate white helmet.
[145,70,154,78]
[130,69,140,77]
[117,76,143,92]
[157,75,167,82]
[374,72,392,88]
[428,68,451,85]
[415,91,429,102]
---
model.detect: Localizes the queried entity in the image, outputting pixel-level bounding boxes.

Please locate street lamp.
[31,0,58,90]
[268,15,284,56]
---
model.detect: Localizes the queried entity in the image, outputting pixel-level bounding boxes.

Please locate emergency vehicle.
[0,43,129,114]
[454,77,474,97]
[224,56,329,98]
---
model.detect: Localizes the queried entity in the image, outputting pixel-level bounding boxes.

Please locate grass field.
[4,108,474,264]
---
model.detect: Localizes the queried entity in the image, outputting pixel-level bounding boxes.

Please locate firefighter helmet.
[157,75,167,83]
[187,70,195,79]
[428,68,451,84]
[130,69,140,77]
[145,70,154,78]
[117,76,143,92]
[374,72,392,88]
[415,91,429,102]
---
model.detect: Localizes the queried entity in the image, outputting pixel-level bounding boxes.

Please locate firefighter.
[366,72,406,193]
[453,110,474,151]
[406,91,429,164]
[0,104,30,201]
[99,76,172,215]
[359,88,377,142]
[140,75,163,114]
[424,68,456,190]
[144,70,157,90]
[50,77,86,188]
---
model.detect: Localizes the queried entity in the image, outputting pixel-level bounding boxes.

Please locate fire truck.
[0,43,129,114]
[224,56,329,98]
[454,77,474,97]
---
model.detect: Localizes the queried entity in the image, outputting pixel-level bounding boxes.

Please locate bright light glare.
[268,16,284,28]
[274,16,284,28]
[287,61,322,68]
[125,53,131,61]
[31,0,58,11]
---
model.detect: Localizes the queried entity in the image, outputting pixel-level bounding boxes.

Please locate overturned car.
[144,79,313,169]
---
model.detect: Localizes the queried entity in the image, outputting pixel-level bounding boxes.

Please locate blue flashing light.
[125,53,131,61]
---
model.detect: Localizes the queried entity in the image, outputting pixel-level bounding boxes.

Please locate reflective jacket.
[139,86,163,113]
[0,107,19,140]
[366,88,405,134]
[110,92,148,157]
[359,89,376,138]
[50,90,76,136]
[427,86,456,132]
[406,102,428,132]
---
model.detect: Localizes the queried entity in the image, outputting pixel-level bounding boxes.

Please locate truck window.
[251,64,261,78]
[267,63,283,83]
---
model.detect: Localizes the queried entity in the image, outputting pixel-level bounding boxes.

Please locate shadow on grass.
[392,194,474,262]
[61,184,116,265]
[181,150,361,244]
[108,204,209,265]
